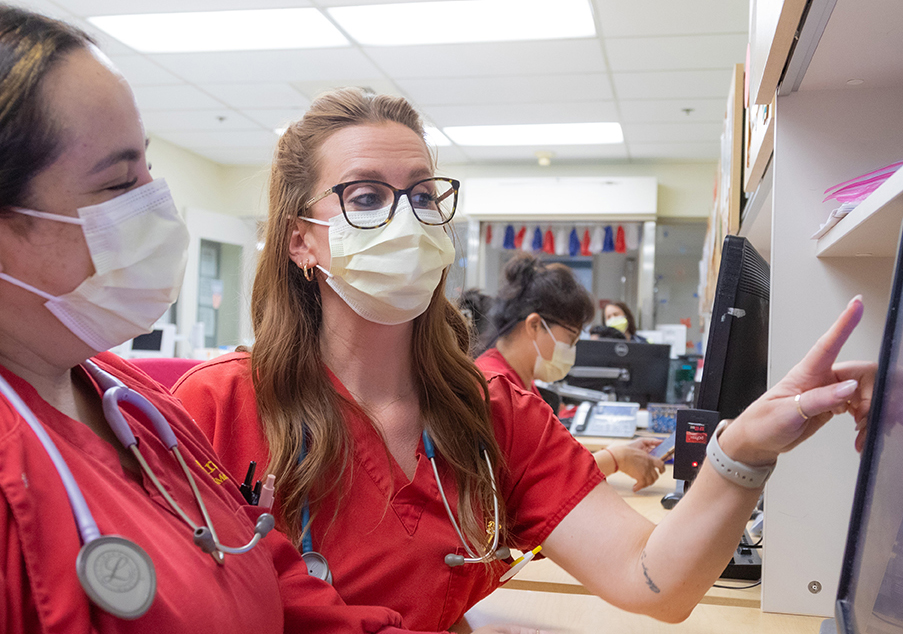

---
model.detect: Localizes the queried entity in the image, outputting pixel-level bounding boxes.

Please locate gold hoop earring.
[301,261,315,282]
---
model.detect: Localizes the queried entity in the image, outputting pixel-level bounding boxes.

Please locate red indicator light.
[691,461,698,467]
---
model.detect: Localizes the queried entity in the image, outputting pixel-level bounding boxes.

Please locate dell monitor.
[834,229,903,633]
[695,235,770,420]
[565,339,671,408]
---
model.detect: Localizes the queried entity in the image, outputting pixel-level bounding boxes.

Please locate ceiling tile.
[365,39,606,79]
[132,84,226,110]
[50,0,315,16]
[107,54,183,86]
[200,82,309,109]
[399,73,613,106]
[627,142,720,161]
[619,98,725,123]
[242,108,310,130]
[142,109,261,132]
[423,101,619,127]
[622,122,722,143]
[145,48,382,83]
[155,129,278,149]
[189,145,278,166]
[612,69,734,100]
[605,34,747,72]
[291,78,401,101]
[434,146,475,167]
[594,0,749,37]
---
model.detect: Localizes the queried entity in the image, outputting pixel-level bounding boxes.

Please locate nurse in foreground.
[174,87,875,631]
[0,8,533,634]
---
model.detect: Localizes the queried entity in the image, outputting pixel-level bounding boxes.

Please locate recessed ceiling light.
[328,0,595,46]
[442,122,623,146]
[88,9,349,53]
[846,79,864,86]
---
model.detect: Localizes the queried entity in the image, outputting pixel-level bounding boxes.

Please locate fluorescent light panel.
[329,0,596,46]
[424,126,452,147]
[443,122,623,146]
[88,9,349,53]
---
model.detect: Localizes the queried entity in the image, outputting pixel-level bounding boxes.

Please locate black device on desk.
[667,236,770,580]
[830,227,903,634]
[565,339,670,408]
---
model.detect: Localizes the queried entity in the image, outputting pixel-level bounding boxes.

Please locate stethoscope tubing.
[0,372,102,544]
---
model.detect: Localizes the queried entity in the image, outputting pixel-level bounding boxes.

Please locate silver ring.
[795,394,810,421]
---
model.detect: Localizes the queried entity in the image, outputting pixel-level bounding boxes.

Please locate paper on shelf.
[811,202,858,240]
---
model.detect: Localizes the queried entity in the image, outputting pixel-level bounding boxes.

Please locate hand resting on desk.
[593,438,665,492]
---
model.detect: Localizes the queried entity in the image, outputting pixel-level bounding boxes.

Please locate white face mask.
[532,319,577,383]
[0,179,189,352]
[304,196,455,325]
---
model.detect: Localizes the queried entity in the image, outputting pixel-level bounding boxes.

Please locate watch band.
[706,419,775,489]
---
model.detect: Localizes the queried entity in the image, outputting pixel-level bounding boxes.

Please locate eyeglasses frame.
[304,177,460,230]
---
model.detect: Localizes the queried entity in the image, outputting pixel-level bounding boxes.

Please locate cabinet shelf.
[816,167,903,258]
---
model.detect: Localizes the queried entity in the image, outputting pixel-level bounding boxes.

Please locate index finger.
[795,295,864,374]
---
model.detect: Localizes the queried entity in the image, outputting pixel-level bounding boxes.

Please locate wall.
[445,161,716,221]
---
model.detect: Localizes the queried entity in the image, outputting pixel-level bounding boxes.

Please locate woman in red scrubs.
[174,87,875,631]
[475,253,665,492]
[0,8,484,634]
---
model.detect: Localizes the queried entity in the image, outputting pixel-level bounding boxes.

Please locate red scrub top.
[475,347,541,397]
[0,353,414,634]
[173,352,603,632]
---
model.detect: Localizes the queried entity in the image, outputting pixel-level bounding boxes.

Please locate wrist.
[717,418,779,467]
[603,447,619,473]
[706,420,776,489]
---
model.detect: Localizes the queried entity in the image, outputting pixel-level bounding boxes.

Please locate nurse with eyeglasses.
[174,86,876,631]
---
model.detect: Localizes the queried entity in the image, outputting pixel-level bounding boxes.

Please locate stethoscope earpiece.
[445,553,465,567]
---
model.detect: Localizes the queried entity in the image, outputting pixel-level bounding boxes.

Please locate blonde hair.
[251,87,506,551]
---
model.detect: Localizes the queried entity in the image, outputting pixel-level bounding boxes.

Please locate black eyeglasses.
[304,177,459,229]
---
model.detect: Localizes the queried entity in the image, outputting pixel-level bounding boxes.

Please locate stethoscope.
[0,361,274,620]
[296,429,509,585]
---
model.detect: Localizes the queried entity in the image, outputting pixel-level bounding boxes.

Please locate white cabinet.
[763,86,902,616]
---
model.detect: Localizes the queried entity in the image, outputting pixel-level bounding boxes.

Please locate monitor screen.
[131,329,164,352]
[695,235,770,420]
[836,236,903,633]
[565,339,671,408]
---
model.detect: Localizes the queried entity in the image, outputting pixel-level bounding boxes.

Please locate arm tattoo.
[641,550,661,593]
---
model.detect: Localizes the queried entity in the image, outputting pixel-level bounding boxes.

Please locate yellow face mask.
[606,315,629,334]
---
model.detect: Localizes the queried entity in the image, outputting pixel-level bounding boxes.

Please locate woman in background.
[604,300,648,342]
[476,253,665,491]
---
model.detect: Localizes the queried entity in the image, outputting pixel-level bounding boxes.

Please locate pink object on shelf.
[823,161,903,204]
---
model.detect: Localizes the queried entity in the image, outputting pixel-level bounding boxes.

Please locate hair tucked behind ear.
[490,252,595,341]
[251,87,506,551]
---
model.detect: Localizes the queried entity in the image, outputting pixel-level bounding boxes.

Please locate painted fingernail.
[835,380,859,398]
[849,294,863,307]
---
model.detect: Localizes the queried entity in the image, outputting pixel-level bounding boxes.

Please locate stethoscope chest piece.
[302,551,333,585]
[76,535,156,620]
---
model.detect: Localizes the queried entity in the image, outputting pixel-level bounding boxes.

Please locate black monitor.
[834,233,903,633]
[695,235,770,420]
[565,339,671,408]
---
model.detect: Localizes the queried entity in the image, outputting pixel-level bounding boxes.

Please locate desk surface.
[461,465,823,633]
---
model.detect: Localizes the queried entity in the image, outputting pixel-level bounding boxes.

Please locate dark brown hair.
[606,300,638,337]
[0,5,94,215]
[491,253,595,340]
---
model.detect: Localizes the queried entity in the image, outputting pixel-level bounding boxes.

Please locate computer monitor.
[695,235,770,420]
[123,323,177,359]
[565,339,671,408]
[834,233,903,633]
